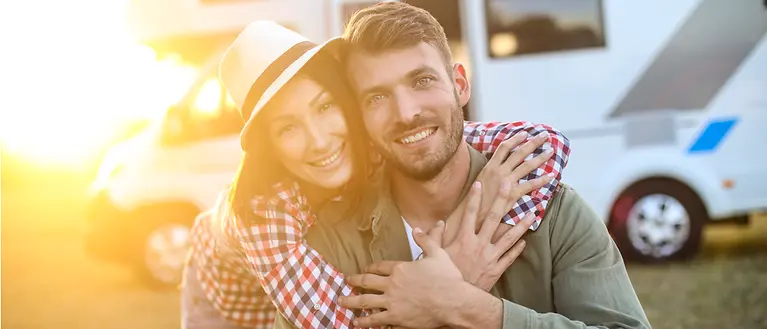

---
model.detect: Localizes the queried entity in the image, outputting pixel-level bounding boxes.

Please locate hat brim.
[239,37,343,151]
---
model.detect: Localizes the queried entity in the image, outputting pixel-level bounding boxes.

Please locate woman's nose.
[306,124,332,153]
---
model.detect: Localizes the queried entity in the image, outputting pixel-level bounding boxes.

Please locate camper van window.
[189,78,242,139]
[162,78,243,145]
[484,0,606,58]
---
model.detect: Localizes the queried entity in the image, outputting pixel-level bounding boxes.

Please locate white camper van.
[87,0,767,288]
[85,52,243,287]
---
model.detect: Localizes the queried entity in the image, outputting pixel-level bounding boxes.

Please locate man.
[274,2,651,329]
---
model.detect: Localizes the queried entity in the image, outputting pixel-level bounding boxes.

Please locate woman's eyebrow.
[309,91,326,107]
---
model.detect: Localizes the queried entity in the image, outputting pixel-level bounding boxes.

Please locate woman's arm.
[463,121,571,229]
[228,182,361,329]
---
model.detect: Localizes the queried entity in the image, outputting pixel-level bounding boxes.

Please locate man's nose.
[393,90,422,124]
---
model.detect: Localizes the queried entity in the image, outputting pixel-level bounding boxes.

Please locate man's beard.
[379,101,464,181]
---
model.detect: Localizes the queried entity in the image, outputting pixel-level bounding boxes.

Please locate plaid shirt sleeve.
[230,181,363,329]
[463,121,571,231]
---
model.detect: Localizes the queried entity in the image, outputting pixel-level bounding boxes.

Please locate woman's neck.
[301,181,341,209]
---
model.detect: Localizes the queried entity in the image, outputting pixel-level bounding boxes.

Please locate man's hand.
[442,180,535,291]
[338,223,464,329]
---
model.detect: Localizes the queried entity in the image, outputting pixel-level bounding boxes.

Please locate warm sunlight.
[193,78,225,116]
[0,0,199,167]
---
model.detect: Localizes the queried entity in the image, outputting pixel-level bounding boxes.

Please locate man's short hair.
[342,2,452,69]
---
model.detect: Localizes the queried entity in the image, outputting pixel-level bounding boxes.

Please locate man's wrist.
[443,281,504,329]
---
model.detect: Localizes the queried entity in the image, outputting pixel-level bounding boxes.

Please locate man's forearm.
[443,281,504,329]
[443,283,647,329]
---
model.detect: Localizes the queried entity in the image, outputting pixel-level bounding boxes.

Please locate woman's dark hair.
[227,50,370,225]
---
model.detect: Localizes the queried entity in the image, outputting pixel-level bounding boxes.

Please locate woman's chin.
[309,163,353,191]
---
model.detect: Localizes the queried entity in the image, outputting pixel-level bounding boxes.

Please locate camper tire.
[132,205,198,290]
[608,179,706,263]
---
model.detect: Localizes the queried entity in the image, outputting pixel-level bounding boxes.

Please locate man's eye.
[368,95,385,105]
[416,77,433,87]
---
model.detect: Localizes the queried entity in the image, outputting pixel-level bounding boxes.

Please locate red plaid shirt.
[188,121,571,329]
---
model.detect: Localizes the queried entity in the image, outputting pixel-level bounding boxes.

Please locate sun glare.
[0,0,198,167]
[193,78,225,116]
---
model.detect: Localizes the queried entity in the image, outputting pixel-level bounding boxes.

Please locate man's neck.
[390,143,471,231]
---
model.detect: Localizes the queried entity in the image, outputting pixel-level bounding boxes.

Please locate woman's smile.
[308,142,346,168]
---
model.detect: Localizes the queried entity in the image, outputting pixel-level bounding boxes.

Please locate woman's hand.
[437,180,536,291]
[443,131,554,245]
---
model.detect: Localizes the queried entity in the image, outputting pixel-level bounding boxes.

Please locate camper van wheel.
[133,206,197,290]
[609,179,706,263]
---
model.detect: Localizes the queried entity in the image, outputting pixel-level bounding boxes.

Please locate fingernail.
[546,173,556,179]
[537,132,549,139]
[414,227,423,234]
[473,181,481,189]
[436,220,445,227]
[517,131,529,139]
[352,320,358,327]
[545,147,554,154]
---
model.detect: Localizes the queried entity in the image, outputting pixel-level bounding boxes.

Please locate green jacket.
[273,145,651,329]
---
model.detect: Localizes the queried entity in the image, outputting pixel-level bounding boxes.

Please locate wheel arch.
[608,176,711,223]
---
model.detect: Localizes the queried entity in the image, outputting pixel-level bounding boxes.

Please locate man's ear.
[452,63,471,107]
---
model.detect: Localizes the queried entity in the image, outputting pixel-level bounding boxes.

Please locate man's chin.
[390,157,444,181]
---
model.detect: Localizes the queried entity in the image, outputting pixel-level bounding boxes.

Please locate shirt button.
[313,303,321,311]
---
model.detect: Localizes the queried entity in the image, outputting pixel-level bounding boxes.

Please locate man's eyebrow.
[358,65,442,98]
[405,66,440,80]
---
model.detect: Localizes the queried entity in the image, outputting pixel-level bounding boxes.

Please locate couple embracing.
[182,2,650,329]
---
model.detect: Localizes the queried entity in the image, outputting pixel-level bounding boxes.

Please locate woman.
[181,21,570,329]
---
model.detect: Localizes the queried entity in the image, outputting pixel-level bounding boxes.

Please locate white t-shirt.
[402,217,424,261]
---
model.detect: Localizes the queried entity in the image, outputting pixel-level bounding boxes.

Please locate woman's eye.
[278,125,295,136]
[319,103,332,112]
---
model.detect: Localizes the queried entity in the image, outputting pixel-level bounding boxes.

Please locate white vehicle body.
[89,0,767,287]
[462,0,767,223]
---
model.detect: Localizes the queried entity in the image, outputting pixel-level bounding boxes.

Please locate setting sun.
[1,0,198,167]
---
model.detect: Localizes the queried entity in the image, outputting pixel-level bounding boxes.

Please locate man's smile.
[395,127,437,146]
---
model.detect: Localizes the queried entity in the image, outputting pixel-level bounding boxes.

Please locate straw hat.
[218,20,341,151]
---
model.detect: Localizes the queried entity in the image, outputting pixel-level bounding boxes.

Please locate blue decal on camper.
[687,118,738,153]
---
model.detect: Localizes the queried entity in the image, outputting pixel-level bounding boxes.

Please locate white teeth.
[312,148,342,167]
[399,129,435,144]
